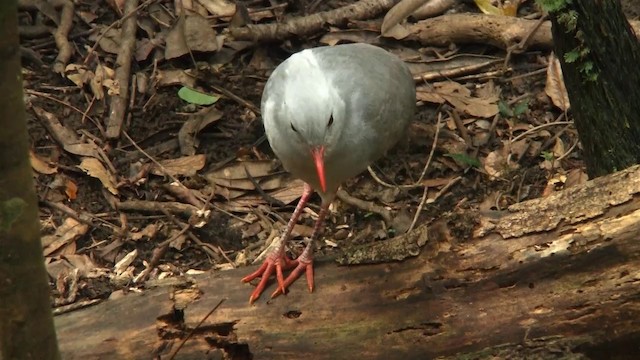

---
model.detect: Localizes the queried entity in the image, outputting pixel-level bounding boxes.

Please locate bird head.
[262,48,348,195]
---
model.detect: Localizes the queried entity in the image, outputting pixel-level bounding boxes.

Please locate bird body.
[261,43,416,198]
[243,43,416,303]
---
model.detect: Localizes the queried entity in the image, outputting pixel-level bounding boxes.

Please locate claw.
[270,258,314,299]
[242,254,297,303]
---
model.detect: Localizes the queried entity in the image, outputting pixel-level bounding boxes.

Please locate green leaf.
[513,100,529,116]
[541,151,555,161]
[564,50,580,63]
[178,87,219,105]
[0,197,27,232]
[498,100,513,117]
[444,153,482,168]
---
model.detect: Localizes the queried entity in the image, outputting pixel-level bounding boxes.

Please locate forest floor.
[17,0,639,315]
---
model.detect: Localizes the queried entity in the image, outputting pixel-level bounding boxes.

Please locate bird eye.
[290,122,298,132]
[327,114,334,128]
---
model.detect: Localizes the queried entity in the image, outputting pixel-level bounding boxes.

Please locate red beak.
[311,146,326,192]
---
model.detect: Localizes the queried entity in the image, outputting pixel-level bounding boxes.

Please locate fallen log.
[55,165,640,359]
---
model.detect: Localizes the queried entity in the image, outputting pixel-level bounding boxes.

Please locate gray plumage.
[261,43,416,199]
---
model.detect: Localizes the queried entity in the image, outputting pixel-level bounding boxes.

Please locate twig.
[51,0,74,74]
[105,0,139,138]
[243,164,285,207]
[336,189,392,224]
[407,114,443,233]
[450,110,472,147]
[133,218,191,283]
[25,89,104,134]
[510,120,573,143]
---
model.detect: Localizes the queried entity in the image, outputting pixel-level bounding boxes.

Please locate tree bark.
[0,1,61,359]
[546,0,640,177]
[54,165,640,359]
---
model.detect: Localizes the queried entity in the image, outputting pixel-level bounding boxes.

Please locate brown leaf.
[62,254,100,276]
[412,0,456,20]
[65,178,78,200]
[131,224,160,241]
[78,158,119,195]
[155,69,198,88]
[30,150,58,175]
[205,160,277,190]
[42,218,89,257]
[565,168,588,188]
[545,53,571,111]
[178,107,224,155]
[319,30,380,47]
[150,154,206,177]
[268,179,306,205]
[425,81,499,118]
[165,13,219,60]
[198,0,236,17]
[381,0,429,37]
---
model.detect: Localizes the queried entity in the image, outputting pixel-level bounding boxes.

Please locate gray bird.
[243,43,416,303]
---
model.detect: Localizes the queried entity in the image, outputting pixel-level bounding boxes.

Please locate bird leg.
[270,199,330,299]
[241,183,313,303]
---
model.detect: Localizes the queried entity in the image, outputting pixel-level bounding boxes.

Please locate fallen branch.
[55,164,640,359]
[408,14,640,50]
[229,0,395,42]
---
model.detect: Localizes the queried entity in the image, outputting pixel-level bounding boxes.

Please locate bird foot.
[270,256,314,299]
[241,253,297,304]
[242,250,315,303]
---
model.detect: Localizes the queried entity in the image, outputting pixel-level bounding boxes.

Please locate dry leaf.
[426,81,499,118]
[113,249,137,276]
[155,69,197,88]
[62,254,99,276]
[150,154,206,177]
[381,0,428,37]
[131,223,159,241]
[542,173,567,197]
[474,0,518,16]
[412,0,456,20]
[65,64,94,88]
[179,107,224,155]
[95,27,122,54]
[565,168,588,188]
[319,28,380,47]
[197,0,236,17]
[205,160,277,190]
[268,179,306,205]
[65,178,78,200]
[483,148,519,179]
[552,138,566,158]
[165,13,219,60]
[78,158,119,195]
[42,218,89,256]
[30,150,58,174]
[545,53,570,111]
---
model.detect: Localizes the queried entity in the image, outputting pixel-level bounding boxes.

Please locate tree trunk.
[53,165,640,359]
[0,1,61,359]
[545,0,640,177]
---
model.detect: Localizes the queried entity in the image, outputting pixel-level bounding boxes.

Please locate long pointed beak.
[311,146,326,193]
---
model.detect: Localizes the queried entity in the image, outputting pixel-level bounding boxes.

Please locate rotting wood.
[55,165,640,359]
